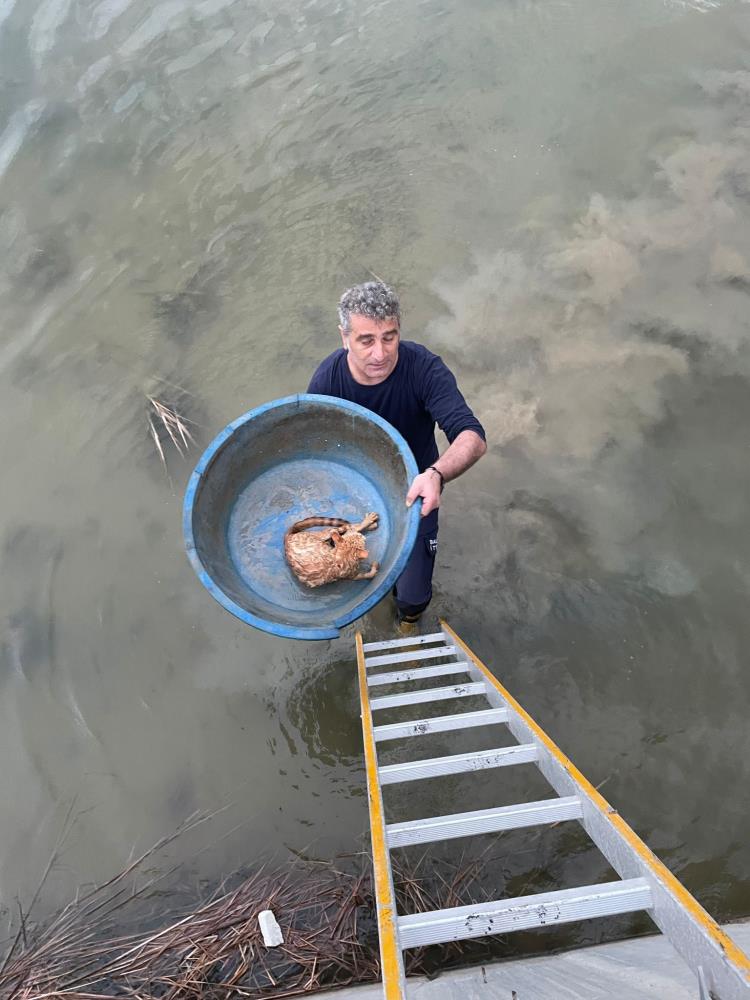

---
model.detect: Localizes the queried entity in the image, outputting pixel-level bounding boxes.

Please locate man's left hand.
[406,470,441,517]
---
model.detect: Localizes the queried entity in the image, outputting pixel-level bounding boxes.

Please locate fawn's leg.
[351,513,379,533]
[354,562,379,580]
[321,525,348,543]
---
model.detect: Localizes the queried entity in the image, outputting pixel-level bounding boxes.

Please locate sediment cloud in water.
[428,71,750,593]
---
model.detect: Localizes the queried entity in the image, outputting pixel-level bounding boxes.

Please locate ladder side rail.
[356,633,406,1000]
[441,621,750,1000]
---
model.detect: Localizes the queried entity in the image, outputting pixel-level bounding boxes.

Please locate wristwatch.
[427,465,445,493]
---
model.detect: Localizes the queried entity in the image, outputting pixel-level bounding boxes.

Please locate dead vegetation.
[147,395,196,466]
[145,385,198,471]
[0,838,498,1000]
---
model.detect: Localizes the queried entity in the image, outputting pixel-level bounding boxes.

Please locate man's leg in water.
[394,515,438,623]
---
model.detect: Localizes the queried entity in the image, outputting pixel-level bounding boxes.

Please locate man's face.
[340,313,400,385]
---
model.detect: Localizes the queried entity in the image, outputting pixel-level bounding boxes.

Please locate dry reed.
[0,849,497,1000]
[147,395,196,469]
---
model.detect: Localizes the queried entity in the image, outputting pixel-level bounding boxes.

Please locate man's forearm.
[407,430,487,516]
[432,430,487,483]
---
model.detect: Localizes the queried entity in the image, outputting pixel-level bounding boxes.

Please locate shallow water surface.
[1,0,750,943]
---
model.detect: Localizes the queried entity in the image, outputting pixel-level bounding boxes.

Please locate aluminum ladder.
[356,620,750,1000]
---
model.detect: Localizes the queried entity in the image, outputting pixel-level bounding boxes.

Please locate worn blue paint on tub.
[183,394,421,640]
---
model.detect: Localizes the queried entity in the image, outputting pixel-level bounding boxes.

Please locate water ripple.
[165,29,236,76]
[112,81,145,114]
[194,0,236,19]
[29,0,73,63]
[75,55,112,97]
[118,0,187,58]
[0,0,18,33]
[0,100,46,182]
[89,0,134,41]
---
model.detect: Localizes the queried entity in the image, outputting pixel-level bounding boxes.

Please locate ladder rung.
[379,743,537,784]
[398,877,653,949]
[374,707,509,742]
[386,796,582,848]
[367,662,469,687]
[362,632,445,652]
[370,681,485,712]
[365,646,457,668]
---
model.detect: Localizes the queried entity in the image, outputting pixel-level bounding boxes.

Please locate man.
[308,281,486,627]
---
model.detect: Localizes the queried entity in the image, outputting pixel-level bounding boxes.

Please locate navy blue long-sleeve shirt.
[307,341,486,472]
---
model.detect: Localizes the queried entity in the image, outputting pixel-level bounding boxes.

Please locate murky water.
[2,0,750,941]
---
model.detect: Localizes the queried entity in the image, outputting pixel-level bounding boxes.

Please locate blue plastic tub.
[183,394,420,640]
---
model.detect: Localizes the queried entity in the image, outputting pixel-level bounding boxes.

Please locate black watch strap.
[427,465,445,493]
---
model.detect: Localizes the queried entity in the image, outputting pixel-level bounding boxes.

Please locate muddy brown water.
[1,0,750,950]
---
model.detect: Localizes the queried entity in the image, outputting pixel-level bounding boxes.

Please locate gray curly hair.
[338,281,401,333]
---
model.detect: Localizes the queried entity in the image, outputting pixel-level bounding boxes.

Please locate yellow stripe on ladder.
[356,632,406,999]
[441,619,750,991]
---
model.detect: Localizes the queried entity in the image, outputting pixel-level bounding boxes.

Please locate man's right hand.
[406,470,442,517]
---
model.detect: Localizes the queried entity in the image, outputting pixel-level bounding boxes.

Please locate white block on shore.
[258,909,284,947]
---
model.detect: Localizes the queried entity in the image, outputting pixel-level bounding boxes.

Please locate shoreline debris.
[259,908,285,948]
[0,850,503,999]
